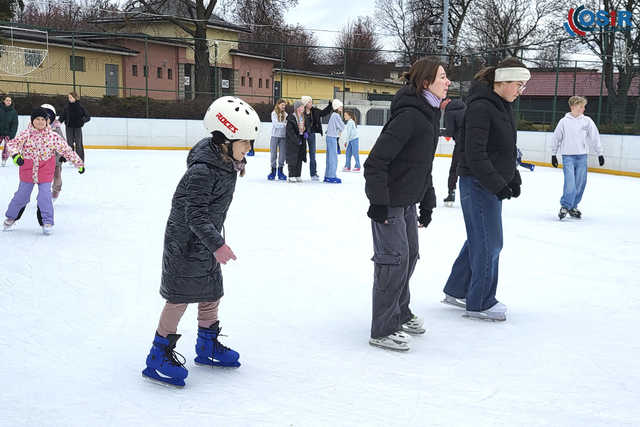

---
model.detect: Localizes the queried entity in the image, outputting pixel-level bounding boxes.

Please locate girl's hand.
[214,244,237,265]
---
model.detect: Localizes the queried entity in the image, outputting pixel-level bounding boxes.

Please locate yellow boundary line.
[84,146,640,178]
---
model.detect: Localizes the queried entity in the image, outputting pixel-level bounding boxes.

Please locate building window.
[258,78,262,88]
[167,68,173,80]
[241,76,245,86]
[157,67,163,79]
[69,55,85,72]
[266,79,270,89]
[143,65,148,77]
[132,64,138,76]
[25,49,44,68]
[249,77,253,88]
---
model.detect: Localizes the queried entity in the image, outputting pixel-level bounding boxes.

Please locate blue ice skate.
[142,333,188,387]
[277,167,287,181]
[194,321,241,368]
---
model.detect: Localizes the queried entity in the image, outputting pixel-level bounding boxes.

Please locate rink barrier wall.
[16,116,640,178]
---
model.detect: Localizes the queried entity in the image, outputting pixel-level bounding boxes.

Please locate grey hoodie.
[552,112,603,156]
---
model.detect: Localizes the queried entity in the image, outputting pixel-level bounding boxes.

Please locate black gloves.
[418,207,432,228]
[496,186,513,201]
[12,154,24,166]
[59,156,67,163]
[551,155,558,168]
[367,205,388,224]
[598,155,605,166]
[508,182,521,198]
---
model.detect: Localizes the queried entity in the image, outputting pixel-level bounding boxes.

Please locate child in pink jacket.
[3,107,84,235]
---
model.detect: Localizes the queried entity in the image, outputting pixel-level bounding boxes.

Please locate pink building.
[231,50,279,105]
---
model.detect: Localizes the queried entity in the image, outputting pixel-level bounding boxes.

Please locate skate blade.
[194,357,241,368]
[368,340,409,352]
[444,202,454,207]
[401,326,426,335]
[462,312,506,322]
[141,368,185,388]
[441,298,466,309]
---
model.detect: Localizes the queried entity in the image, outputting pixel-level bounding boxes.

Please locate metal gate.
[105,64,119,96]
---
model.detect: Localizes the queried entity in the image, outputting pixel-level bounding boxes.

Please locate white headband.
[494,67,531,82]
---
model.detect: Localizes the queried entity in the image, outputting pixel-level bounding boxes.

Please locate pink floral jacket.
[8,124,84,184]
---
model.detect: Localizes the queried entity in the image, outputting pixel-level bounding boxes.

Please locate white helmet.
[332,99,343,110]
[40,104,56,122]
[203,96,260,141]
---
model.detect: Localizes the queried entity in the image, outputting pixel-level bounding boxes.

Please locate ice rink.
[1,149,639,426]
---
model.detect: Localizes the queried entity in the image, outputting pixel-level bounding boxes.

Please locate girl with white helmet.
[40,104,65,203]
[142,96,260,387]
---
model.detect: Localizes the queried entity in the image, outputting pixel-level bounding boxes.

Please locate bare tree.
[126,0,220,98]
[374,0,441,63]
[17,0,118,31]
[462,0,566,61]
[578,0,640,125]
[446,0,474,65]
[329,17,384,77]
[0,0,24,20]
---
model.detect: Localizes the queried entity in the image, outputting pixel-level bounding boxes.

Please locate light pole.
[441,0,449,63]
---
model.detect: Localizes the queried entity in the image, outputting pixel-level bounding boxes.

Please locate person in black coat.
[442,98,466,204]
[364,58,450,351]
[442,57,530,322]
[0,94,19,166]
[142,96,260,387]
[302,96,332,180]
[285,100,309,182]
[58,92,90,161]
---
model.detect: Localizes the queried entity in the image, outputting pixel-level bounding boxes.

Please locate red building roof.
[526,70,640,97]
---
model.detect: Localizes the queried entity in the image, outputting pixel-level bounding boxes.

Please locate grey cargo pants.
[370,205,419,339]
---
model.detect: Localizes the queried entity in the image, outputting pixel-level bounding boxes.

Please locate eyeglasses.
[518,85,527,93]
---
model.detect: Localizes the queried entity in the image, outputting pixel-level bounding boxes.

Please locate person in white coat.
[551,96,605,220]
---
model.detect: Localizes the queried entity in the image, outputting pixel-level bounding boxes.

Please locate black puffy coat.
[305,101,333,135]
[364,85,440,209]
[444,99,466,156]
[59,101,90,128]
[285,112,308,164]
[160,138,239,303]
[0,103,18,138]
[457,82,521,194]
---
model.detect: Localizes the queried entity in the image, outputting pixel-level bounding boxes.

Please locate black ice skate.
[558,207,569,220]
[444,191,455,207]
[569,208,582,219]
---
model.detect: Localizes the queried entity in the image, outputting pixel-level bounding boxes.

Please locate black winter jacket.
[364,85,440,209]
[285,112,308,163]
[305,101,333,135]
[444,99,466,152]
[457,82,521,194]
[59,102,90,128]
[0,104,18,138]
[160,138,239,303]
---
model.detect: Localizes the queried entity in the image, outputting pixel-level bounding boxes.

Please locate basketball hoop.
[0,25,49,76]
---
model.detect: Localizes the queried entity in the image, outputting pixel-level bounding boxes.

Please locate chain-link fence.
[1,23,638,133]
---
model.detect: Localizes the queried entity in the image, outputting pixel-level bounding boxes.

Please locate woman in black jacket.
[142,96,260,387]
[442,57,530,322]
[442,98,467,205]
[301,96,332,180]
[58,92,90,161]
[285,100,309,182]
[364,58,450,351]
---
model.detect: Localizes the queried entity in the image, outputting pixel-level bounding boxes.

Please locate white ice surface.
[1,150,639,427]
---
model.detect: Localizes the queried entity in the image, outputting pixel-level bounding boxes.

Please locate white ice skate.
[401,315,426,335]
[1,159,6,167]
[42,224,54,235]
[3,218,15,231]
[369,335,410,352]
[463,302,507,322]
[441,294,466,309]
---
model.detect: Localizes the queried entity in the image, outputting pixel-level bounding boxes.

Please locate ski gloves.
[12,154,24,166]
[553,154,605,167]
[496,186,514,201]
[78,166,85,174]
[418,206,432,228]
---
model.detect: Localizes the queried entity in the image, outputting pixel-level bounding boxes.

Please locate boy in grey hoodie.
[551,96,605,220]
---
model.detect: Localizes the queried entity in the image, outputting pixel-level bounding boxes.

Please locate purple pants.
[1,136,9,161]
[5,181,54,225]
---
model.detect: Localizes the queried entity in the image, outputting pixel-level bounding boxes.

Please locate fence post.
[144,35,149,119]
[279,42,284,99]
[213,41,218,99]
[71,32,76,91]
[597,31,606,126]
[551,40,561,128]
[342,47,347,107]
[572,60,577,96]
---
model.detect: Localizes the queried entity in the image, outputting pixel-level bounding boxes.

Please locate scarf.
[422,89,441,108]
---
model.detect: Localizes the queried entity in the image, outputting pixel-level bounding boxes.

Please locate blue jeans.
[307,133,317,177]
[560,154,588,209]
[344,138,361,169]
[443,176,503,312]
[325,136,338,178]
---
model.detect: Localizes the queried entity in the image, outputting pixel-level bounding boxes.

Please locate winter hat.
[332,99,343,110]
[31,107,50,124]
[301,96,312,106]
[40,104,56,123]
[293,100,304,110]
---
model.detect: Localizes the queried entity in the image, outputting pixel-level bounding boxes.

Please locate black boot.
[444,190,455,205]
